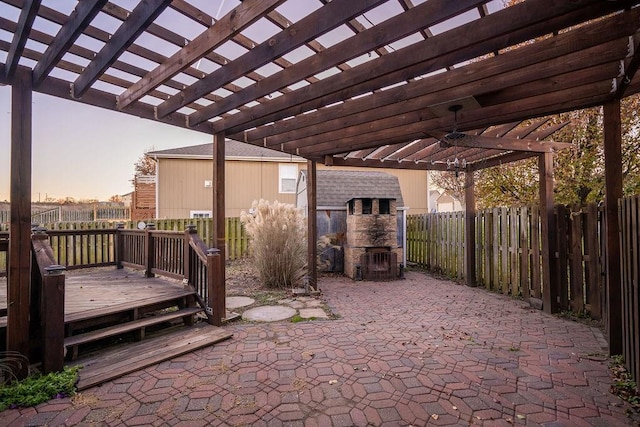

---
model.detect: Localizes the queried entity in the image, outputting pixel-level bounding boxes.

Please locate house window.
[190,210,212,218]
[362,198,372,215]
[348,200,354,215]
[379,199,390,215]
[279,164,298,193]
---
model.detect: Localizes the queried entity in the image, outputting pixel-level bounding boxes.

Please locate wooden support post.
[8,67,32,379]
[41,265,65,374]
[115,222,124,269]
[539,152,559,313]
[184,225,196,284]
[144,223,155,277]
[212,133,226,321]
[307,160,318,290]
[464,170,476,287]
[207,248,224,326]
[603,99,623,355]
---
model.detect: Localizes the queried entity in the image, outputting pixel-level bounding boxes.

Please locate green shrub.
[0,366,80,411]
[241,200,307,288]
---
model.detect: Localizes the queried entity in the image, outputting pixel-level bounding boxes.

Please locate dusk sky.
[0,85,211,202]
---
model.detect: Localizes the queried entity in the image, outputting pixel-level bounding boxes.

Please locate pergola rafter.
[1,0,639,372]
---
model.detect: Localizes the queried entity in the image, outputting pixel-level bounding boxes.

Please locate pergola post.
[306,160,317,290]
[8,67,33,379]
[212,133,226,324]
[464,170,476,287]
[603,99,623,355]
[539,152,559,313]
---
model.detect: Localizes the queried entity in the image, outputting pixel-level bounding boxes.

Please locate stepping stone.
[298,308,329,319]
[242,305,296,322]
[303,299,323,308]
[226,296,255,309]
[286,301,306,309]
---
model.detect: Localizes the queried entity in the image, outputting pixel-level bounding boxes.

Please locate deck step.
[64,307,203,357]
[69,323,232,390]
[64,288,196,325]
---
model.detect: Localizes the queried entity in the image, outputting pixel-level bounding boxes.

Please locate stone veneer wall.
[344,198,401,279]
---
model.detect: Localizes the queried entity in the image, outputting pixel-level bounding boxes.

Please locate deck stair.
[63,288,205,360]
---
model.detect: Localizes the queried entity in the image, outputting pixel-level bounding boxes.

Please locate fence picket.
[569,205,585,313]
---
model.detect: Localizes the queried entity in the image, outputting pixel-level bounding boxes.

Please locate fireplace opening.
[360,247,397,280]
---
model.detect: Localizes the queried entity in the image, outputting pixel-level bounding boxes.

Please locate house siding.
[156,158,301,218]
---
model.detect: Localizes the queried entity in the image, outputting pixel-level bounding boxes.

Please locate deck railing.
[116,225,225,325]
[46,228,118,269]
[116,225,224,325]
[3,225,224,327]
[30,232,66,374]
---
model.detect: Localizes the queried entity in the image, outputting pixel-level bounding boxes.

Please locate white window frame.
[190,210,212,218]
[279,164,298,194]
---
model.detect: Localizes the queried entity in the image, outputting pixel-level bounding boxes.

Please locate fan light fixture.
[443,104,467,177]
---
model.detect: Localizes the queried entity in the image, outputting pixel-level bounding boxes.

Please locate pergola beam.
[215,0,626,135]
[4,0,41,81]
[32,0,107,86]
[274,43,626,151]
[73,0,173,98]
[236,10,639,145]
[118,0,284,110]
[428,132,573,153]
[187,0,485,125]
[295,79,614,157]
[156,0,388,120]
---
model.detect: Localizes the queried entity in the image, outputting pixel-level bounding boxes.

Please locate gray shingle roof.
[311,170,404,207]
[147,140,301,159]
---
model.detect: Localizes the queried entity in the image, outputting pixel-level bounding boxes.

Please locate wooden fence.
[407,203,605,318]
[129,217,249,259]
[0,206,131,229]
[619,195,640,388]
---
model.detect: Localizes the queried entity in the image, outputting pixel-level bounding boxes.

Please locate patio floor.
[2,271,635,426]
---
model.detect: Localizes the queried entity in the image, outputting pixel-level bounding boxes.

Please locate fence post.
[145,223,155,278]
[184,225,196,284]
[42,265,65,373]
[115,222,124,269]
[207,248,224,326]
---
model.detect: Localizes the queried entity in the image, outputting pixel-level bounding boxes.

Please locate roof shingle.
[147,140,302,160]
[308,170,404,207]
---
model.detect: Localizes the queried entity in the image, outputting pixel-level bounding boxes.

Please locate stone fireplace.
[344,197,401,280]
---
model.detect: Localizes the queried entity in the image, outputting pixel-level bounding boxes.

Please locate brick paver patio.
[1,271,635,426]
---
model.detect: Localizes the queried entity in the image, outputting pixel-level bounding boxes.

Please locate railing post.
[184,225,196,284]
[42,265,65,374]
[115,222,124,269]
[30,227,47,329]
[207,248,224,326]
[145,223,155,278]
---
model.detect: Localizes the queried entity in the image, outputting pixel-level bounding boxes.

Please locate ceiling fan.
[426,104,469,177]
[423,103,571,176]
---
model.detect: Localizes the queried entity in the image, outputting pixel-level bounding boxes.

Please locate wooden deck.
[0,267,191,323]
[0,267,233,387]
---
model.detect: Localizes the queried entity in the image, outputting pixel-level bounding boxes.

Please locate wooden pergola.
[1,0,639,367]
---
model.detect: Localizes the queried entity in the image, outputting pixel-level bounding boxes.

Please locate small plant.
[241,200,307,288]
[291,314,316,323]
[0,366,80,411]
[610,355,640,417]
[509,346,520,352]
